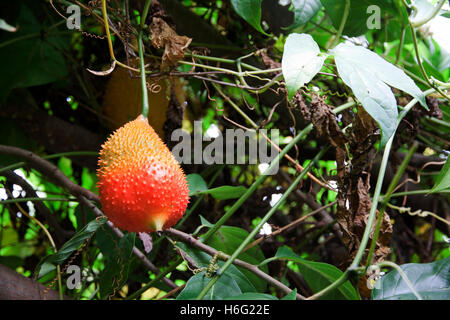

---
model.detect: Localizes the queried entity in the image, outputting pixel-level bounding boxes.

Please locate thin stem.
[410,0,446,28]
[306,87,438,300]
[166,228,304,299]
[386,202,450,226]
[196,148,328,300]
[244,200,337,252]
[176,165,225,228]
[201,123,314,242]
[101,0,115,61]
[14,201,63,300]
[137,1,152,118]
[126,257,182,300]
[395,27,407,65]
[305,270,351,300]
[424,116,450,129]
[401,66,431,87]
[365,142,418,267]
[377,261,422,300]
[386,189,450,198]
[0,197,78,205]
[408,14,450,100]
[0,151,98,174]
[138,30,149,118]
[210,82,258,128]
[200,99,354,243]
[329,0,350,49]
[141,0,152,27]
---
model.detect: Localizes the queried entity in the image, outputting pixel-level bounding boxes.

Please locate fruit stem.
[138,1,152,118]
[138,31,149,118]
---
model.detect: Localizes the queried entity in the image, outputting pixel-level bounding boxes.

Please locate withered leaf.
[310,94,348,148]
[336,178,392,267]
[292,91,310,121]
[150,17,192,70]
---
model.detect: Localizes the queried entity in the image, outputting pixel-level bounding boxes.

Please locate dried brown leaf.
[310,94,348,148]
[337,177,392,267]
[150,17,192,70]
[292,91,310,121]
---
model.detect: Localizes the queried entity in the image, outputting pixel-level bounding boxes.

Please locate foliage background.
[0,0,449,300]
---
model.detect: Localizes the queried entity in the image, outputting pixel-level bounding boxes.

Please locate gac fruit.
[102,62,185,139]
[97,115,190,232]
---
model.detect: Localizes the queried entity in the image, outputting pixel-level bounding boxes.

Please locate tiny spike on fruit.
[97,115,190,232]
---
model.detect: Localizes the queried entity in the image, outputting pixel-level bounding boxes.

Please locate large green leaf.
[269,246,359,300]
[99,232,136,299]
[203,226,269,292]
[177,271,242,300]
[430,157,450,193]
[230,0,268,35]
[282,33,327,100]
[321,0,397,37]
[35,217,107,278]
[0,4,68,101]
[331,42,427,146]
[288,0,322,29]
[175,242,257,293]
[372,257,450,300]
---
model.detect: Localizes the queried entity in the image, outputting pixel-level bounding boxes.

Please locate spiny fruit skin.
[97,115,189,232]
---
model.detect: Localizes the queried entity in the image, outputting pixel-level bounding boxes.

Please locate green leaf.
[331,42,427,146]
[230,0,268,35]
[203,226,269,292]
[225,292,278,300]
[289,0,322,29]
[175,242,257,293]
[193,185,248,200]
[430,157,450,193]
[187,173,208,196]
[282,33,327,100]
[99,232,136,299]
[372,257,450,300]
[0,4,68,101]
[35,217,107,278]
[272,246,359,300]
[321,0,397,37]
[281,288,298,300]
[177,271,242,300]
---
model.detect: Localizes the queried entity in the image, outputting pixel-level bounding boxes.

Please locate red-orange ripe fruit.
[97,115,189,232]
